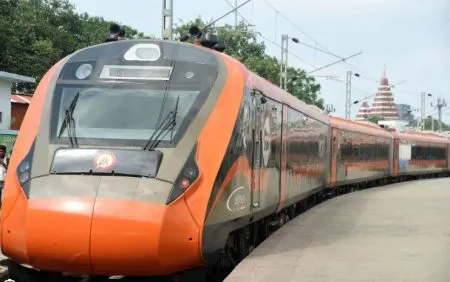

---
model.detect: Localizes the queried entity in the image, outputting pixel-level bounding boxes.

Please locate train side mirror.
[180,35,190,42]
[105,23,125,42]
[213,38,226,52]
[189,26,203,39]
[201,32,219,48]
[180,25,227,52]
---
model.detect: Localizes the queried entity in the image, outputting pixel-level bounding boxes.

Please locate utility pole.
[345,71,352,119]
[280,34,289,90]
[432,98,448,132]
[420,92,425,130]
[431,116,434,131]
[161,0,173,40]
[420,92,432,130]
[345,71,360,119]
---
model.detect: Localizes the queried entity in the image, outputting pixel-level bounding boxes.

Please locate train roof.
[250,73,330,124]
[329,116,393,138]
[393,130,450,144]
[216,51,330,125]
[77,39,330,125]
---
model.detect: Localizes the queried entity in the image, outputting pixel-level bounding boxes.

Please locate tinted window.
[50,84,208,147]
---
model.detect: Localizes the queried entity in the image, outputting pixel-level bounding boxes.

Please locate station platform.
[224,178,450,282]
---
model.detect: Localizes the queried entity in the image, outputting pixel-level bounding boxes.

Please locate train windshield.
[49,40,221,148]
[51,85,201,147]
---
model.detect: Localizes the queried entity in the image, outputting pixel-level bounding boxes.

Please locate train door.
[393,137,399,176]
[447,143,450,170]
[329,127,338,187]
[250,90,265,210]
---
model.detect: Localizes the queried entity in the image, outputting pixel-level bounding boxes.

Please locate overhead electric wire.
[260,0,369,63]
[307,52,362,74]
[260,0,337,56]
[259,0,424,99]
[225,0,412,106]
[223,0,332,76]
[293,39,345,60]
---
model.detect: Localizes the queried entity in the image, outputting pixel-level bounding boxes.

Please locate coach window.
[431,147,436,160]
[378,143,382,160]
[384,143,388,158]
[313,141,319,163]
[426,147,432,160]
[379,143,383,159]
[370,143,375,160]
[348,143,353,161]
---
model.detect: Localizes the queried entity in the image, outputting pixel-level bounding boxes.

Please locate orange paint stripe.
[206,156,251,218]
[2,61,63,220]
[407,160,447,167]
[1,60,64,263]
[182,56,245,261]
[344,160,389,171]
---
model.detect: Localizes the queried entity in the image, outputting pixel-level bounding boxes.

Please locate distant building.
[0,71,35,130]
[396,103,414,123]
[355,101,370,121]
[11,94,32,130]
[369,69,398,120]
[378,119,409,131]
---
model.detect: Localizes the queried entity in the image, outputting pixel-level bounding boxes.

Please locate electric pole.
[420,92,425,130]
[419,92,432,130]
[161,0,173,40]
[280,34,289,91]
[345,71,352,119]
[344,71,360,120]
[432,98,448,132]
[431,116,434,131]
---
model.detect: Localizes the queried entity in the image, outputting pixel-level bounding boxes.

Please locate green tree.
[423,116,450,131]
[367,115,383,124]
[174,18,324,109]
[0,0,152,93]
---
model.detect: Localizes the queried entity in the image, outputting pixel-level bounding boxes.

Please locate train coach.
[1,33,333,281]
[392,130,450,179]
[1,29,449,282]
[327,117,393,192]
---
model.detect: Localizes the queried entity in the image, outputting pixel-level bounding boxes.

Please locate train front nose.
[1,175,100,274]
[2,176,202,277]
[89,177,202,276]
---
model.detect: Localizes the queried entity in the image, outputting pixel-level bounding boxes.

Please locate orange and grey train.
[1,39,331,281]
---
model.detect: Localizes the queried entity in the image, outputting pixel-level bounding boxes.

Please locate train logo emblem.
[93,152,117,170]
[226,186,248,212]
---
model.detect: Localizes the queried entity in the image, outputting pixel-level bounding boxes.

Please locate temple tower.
[369,68,398,120]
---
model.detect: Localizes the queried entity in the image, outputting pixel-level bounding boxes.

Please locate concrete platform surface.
[225,178,450,282]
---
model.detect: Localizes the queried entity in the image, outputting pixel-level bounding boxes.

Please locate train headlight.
[124,43,161,61]
[18,169,30,184]
[183,166,199,179]
[166,144,200,204]
[16,140,36,196]
[75,63,93,80]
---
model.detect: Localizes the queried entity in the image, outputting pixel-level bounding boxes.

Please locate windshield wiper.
[58,92,80,148]
[143,95,180,151]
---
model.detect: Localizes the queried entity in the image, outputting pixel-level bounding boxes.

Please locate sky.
[69,0,450,123]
